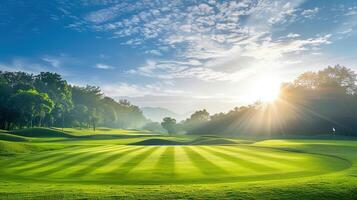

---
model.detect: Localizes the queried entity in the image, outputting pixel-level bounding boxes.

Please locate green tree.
[71,104,88,128]
[317,65,357,94]
[143,122,165,132]
[34,72,73,128]
[0,71,148,130]
[161,117,177,135]
[10,89,54,128]
[182,109,210,133]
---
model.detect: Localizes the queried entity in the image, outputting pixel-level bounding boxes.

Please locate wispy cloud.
[301,7,319,19]
[286,33,300,38]
[128,33,331,82]
[57,0,337,100]
[345,6,357,16]
[0,57,66,75]
[95,63,115,69]
[145,50,162,56]
[42,56,61,68]
[101,82,184,97]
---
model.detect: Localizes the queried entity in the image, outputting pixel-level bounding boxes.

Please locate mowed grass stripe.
[12,145,121,174]
[33,146,130,177]
[59,145,135,177]
[201,146,276,172]
[69,146,144,177]
[247,146,305,161]
[218,146,302,170]
[215,146,289,170]
[224,146,304,163]
[129,146,167,175]
[110,146,159,176]
[183,146,228,175]
[174,146,202,178]
[6,145,100,168]
[94,147,152,174]
[13,151,90,174]
[198,146,259,173]
[193,146,253,175]
[152,146,176,178]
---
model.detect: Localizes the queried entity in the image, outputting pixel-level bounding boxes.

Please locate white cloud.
[84,4,126,24]
[301,7,319,18]
[0,58,68,75]
[42,57,60,68]
[286,33,300,38]
[338,28,353,35]
[64,1,333,85]
[346,10,357,16]
[128,33,331,82]
[145,50,162,56]
[95,63,115,69]
[101,82,184,97]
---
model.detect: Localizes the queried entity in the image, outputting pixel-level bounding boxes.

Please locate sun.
[252,77,281,103]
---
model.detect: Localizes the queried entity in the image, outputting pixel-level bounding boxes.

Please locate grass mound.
[131,138,185,145]
[130,136,253,146]
[189,136,254,145]
[0,132,29,142]
[0,141,41,155]
[191,137,237,145]
[52,127,158,137]
[11,128,74,138]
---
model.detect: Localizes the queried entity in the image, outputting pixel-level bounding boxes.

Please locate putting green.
[0,144,350,185]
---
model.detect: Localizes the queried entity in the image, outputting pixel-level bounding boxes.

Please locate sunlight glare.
[253,76,281,102]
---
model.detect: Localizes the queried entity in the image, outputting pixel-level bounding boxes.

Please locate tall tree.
[0,71,148,130]
[161,117,177,134]
[34,72,73,128]
[9,89,54,128]
[182,109,210,133]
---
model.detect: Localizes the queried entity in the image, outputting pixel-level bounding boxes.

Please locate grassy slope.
[55,127,158,136]
[0,132,29,142]
[0,128,357,199]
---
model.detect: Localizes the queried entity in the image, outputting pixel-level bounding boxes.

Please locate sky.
[1,0,357,114]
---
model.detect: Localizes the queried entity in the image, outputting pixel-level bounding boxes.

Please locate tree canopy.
[180,65,357,137]
[0,71,148,130]
[161,117,177,134]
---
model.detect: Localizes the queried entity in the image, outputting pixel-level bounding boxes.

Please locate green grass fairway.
[1,128,357,199]
[1,144,349,185]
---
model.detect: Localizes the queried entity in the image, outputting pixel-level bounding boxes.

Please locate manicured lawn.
[1,128,357,199]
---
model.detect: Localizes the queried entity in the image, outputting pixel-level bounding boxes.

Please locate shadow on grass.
[34,149,118,177]
[69,146,144,177]
[219,146,301,167]
[183,147,227,175]
[153,147,176,178]
[200,146,276,172]
[14,146,116,174]
[110,147,159,176]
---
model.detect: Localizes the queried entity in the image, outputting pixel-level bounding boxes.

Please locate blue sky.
[1,0,357,114]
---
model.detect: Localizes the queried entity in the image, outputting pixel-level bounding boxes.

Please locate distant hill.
[141,107,188,122]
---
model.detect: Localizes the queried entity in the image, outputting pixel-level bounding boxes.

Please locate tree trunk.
[93,120,96,131]
[30,114,34,128]
[5,121,9,130]
[39,116,42,127]
[62,113,64,132]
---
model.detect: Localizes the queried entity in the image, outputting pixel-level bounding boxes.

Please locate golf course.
[1,128,357,199]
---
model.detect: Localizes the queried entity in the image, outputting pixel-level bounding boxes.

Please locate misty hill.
[141,107,188,122]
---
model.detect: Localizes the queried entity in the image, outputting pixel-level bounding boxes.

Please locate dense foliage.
[179,65,357,136]
[0,71,147,130]
[161,117,178,135]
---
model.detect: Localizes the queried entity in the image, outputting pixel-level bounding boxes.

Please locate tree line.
[0,71,147,130]
[160,65,357,137]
